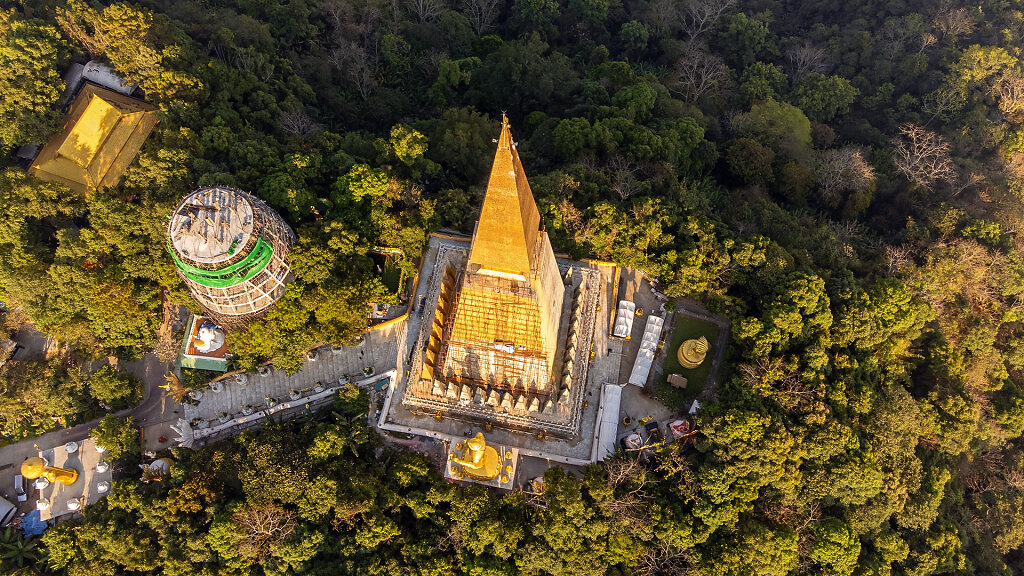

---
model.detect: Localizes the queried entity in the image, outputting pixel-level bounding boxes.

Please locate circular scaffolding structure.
[168,187,295,327]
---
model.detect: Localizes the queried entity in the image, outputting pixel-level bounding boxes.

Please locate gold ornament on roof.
[449,432,501,481]
[21,457,79,486]
[161,372,189,403]
[677,336,709,369]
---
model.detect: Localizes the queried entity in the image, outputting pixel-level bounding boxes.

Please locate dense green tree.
[56,0,203,102]
[739,62,788,105]
[517,468,610,576]
[717,13,773,67]
[335,164,390,202]
[733,99,812,161]
[697,519,798,576]
[0,359,92,439]
[792,73,860,123]
[810,518,860,575]
[0,11,66,147]
[7,0,1024,574]
[87,364,141,409]
[91,415,140,459]
[513,0,560,32]
[726,138,775,186]
[620,21,649,55]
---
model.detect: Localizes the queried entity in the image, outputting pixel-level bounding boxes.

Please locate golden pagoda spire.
[467,115,543,279]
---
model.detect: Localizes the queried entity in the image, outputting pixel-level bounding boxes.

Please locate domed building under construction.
[168,186,295,328]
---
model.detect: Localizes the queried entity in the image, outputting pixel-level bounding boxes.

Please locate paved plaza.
[185,321,407,427]
[0,236,708,506]
[34,438,111,522]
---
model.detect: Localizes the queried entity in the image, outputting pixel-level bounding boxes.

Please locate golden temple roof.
[422,117,565,393]
[467,115,543,279]
[30,83,159,194]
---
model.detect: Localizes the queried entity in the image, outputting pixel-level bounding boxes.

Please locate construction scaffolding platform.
[402,242,600,437]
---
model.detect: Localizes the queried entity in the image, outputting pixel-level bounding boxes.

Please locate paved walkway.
[0,308,184,497]
[185,321,406,424]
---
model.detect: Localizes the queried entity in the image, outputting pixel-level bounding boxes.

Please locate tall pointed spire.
[468,115,543,279]
[410,115,566,413]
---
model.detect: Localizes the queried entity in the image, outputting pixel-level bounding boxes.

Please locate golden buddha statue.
[21,457,79,486]
[677,336,709,369]
[449,432,501,481]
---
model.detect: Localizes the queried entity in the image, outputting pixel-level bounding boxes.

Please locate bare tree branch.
[608,155,641,201]
[55,3,111,57]
[682,0,736,42]
[739,358,818,409]
[634,538,691,576]
[952,171,986,196]
[991,71,1024,122]
[885,245,912,277]
[892,123,957,190]
[232,504,297,560]
[922,85,966,125]
[408,0,446,22]
[813,148,875,208]
[786,42,830,81]
[918,32,938,54]
[279,110,321,136]
[462,0,504,36]
[328,41,378,101]
[933,2,975,41]
[669,51,729,103]
[643,0,682,37]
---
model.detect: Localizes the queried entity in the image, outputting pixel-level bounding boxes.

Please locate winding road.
[0,331,178,510]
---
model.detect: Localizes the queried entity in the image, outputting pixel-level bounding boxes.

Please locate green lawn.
[382,256,404,294]
[654,316,719,412]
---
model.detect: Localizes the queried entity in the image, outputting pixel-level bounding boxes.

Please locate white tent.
[595,384,623,461]
[627,315,664,387]
[612,300,636,338]
[0,497,14,527]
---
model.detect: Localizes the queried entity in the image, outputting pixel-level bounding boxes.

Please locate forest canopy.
[2,0,1024,574]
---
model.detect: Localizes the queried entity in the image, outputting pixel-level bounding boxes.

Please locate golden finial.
[694,337,708,354]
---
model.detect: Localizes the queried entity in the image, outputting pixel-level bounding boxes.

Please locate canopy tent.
[612,300,636,338]
[595,384,623,461]
[627,315,665,387]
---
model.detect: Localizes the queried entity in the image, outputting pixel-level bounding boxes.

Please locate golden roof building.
[403,117,601,437]
[29,83,158,194]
